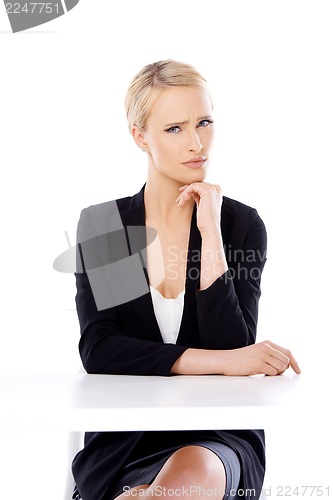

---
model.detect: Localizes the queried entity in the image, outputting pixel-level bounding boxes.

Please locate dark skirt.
[103,430,241,500]
[73,430,265,500]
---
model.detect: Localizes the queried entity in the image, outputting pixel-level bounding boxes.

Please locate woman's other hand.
[220,340,301,376]
[171,341,301,376]
[176,181,223,235]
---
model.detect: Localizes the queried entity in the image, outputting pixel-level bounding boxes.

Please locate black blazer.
[75,182,267,376]
[72,183,267,500]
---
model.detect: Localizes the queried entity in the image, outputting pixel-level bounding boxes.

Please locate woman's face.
[138,86,214,184]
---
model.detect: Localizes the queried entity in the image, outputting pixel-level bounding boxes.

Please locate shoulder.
[76,186,144,242]
[222,195,265,230]
[78,185,144,226]
[222,195,261,221]
[81,193,134,218]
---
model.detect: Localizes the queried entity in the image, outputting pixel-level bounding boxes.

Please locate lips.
[182,157,207,168]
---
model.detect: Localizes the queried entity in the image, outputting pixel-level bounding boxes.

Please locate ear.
[131,125,149,152]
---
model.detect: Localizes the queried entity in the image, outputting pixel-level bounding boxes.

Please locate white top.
[149,285,185,344]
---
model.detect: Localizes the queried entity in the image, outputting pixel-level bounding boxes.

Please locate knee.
[153,445,226,490]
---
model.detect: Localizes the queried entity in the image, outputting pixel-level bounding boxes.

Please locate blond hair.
[124,59,210,131]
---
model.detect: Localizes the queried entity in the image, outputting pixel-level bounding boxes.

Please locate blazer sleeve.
[75,208,188,376]
[194,207,267,349]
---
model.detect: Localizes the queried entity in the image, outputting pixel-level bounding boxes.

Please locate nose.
[187,129,203,153]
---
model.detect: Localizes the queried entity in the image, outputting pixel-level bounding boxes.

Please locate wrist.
[200,226,222,239]
[170,348,231,375]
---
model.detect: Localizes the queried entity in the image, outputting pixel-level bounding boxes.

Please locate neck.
[144,169,195,226]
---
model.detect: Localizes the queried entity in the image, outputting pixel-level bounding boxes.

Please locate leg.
[114,445,226,499]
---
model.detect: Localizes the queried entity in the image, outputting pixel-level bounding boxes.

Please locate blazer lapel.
[176,202,201,346]
[117,183,203,346]
[117,184,163,342]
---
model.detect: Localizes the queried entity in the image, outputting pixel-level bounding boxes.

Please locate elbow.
[79,343,110,375]
[82,360,97,374]
[79,345,129,375]
[81,354,117,375]
[80,353,101,374]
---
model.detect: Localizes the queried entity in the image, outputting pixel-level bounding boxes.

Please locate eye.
[165,126,181,133]
[197,119,214,128]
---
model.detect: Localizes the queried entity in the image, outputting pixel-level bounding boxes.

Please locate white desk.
[1,371,332,500]
[0,371,315,432]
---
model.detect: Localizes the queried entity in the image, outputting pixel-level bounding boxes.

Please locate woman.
[72,60,300,500]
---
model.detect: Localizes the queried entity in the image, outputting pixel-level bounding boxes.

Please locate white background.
[1,1,332,499]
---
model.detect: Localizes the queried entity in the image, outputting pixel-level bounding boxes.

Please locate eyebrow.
[164,116,213,128]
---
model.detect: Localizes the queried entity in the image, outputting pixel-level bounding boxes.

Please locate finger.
[261,362,279,376]
[178,187,202,206]
[288,356,302,374]
[176,185,190,203]
[276,366,288,375]
[264,340,292,358]
[177,190,193,206]
[264,341,301,374]
[179,184,205,198]
[265,354,288,374]
[262,343,290,366]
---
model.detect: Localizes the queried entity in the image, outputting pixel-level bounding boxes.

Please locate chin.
[190,171,207,183]
[171,170,206,185]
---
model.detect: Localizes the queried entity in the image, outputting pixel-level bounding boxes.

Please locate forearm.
[199,228,228,291]
[170,348,226,375]
[170,342,301,376]
[79,327,188,376]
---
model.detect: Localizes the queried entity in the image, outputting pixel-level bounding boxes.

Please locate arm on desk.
[76,271,300,376]
[171,342,301,376]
